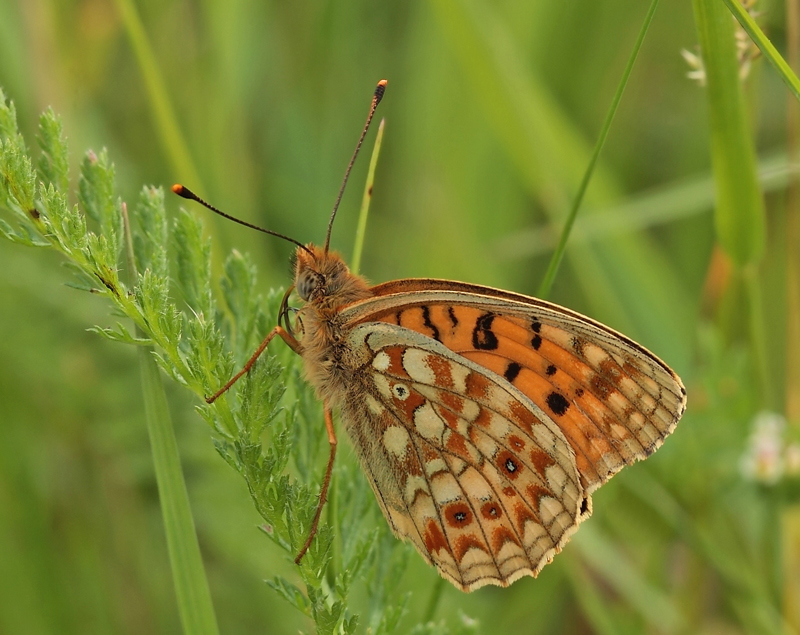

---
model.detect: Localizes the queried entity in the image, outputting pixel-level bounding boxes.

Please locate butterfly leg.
[206,325,300,404]
[295,403,337,564]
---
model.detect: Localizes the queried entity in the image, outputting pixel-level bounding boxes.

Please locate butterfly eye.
[296,271,323,301]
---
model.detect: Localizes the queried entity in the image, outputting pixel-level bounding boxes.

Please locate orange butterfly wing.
[345,280,686,489]
[334,280,685,590]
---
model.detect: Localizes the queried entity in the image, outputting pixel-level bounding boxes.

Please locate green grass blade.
[351,118,385,275]
[692,0,766,266]
[112,0,202,188]
[136,346,220,635]
[721,0,800,102]
[122,206,220,635]
[537,0,660,298]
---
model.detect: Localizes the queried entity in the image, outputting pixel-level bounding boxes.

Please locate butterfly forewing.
[340,322,585,591]
[341,281,686,493]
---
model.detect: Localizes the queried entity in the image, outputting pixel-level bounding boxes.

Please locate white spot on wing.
[404,475,428,506]
[383,426,410,459]
[402,348,436,384]
[431,472,462,504]
[373,350,390,371]
[414,402,444,442]
[365,393,383,415]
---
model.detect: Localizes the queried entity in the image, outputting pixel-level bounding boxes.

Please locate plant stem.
[720,0,800,103]
[537,0,660,298]
[122,205,220,635]
[351,118,385,276]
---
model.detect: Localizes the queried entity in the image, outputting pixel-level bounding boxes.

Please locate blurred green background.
[0,0,797,633]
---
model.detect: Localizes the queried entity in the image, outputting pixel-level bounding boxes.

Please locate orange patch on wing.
[496,450,523,480]
[508,400,536,434]
[590,373,614,400]
[424,519,450,555]
[426,355,454,388]
[474,407,492,428]
[445,430,470,459]
[529,449,556,479]
[438,405,460,430]
[503,486,517,497]
[508,435,526,451]
[392,385,426,420]
[445,502,474,528]
[491,526,521,553]
[511,502,539,531]
[599,358,624,386]
[481,501,503,520]
[466,371,492,399]
[525,484,552,515]
[383,346,411,379]
[440,391,464,413]
[454,534,489,562]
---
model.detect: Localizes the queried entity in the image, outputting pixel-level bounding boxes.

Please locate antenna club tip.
[172,184,193,199]
[374,79,387,104]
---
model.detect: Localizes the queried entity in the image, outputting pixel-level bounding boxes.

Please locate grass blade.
[112,0,202,188]
[537,0,660,298]
[122,206,220,635]
[692,0,766,266]
[721,0,800,102]
[351,118,385,275]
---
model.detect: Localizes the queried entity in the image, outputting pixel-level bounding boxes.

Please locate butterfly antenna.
[323,79,387,253]
[172,184,313,255]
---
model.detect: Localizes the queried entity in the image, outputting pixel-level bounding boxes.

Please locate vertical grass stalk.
[122,206,220,635]
[783,0,800,627]
[351,118,385,276]
[537,0,660,298]
[692,0,766,267]
[112,0,203,188]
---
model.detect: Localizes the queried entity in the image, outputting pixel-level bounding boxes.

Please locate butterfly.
[173,80,686,592]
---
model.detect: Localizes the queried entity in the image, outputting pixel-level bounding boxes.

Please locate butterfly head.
[293,243,371,306]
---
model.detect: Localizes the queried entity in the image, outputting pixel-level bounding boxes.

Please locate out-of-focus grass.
[0,0,795,634]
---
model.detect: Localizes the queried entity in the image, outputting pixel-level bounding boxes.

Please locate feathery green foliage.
[0,88,440,634]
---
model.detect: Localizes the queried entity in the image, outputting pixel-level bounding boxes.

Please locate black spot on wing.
[546,391,570,416]
[447,306,458,328]
[472,313,498,350]
[531,320,542,333]
[545,364,557,376]
[503,362,522,383]
[531,334,542,350]
[421,305,440,341]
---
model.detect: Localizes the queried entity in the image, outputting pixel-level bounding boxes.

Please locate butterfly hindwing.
[340,322,585,591]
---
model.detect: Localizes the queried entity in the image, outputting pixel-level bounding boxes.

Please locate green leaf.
[265,576,312,616]
[0,136,37,215]
[88,322,153,345]
[220,250,262,360]
[173,208,213,317]
[79,149,121,256]
[0,87,23,148]
[132,185,168,278]
[37,108,69,193]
